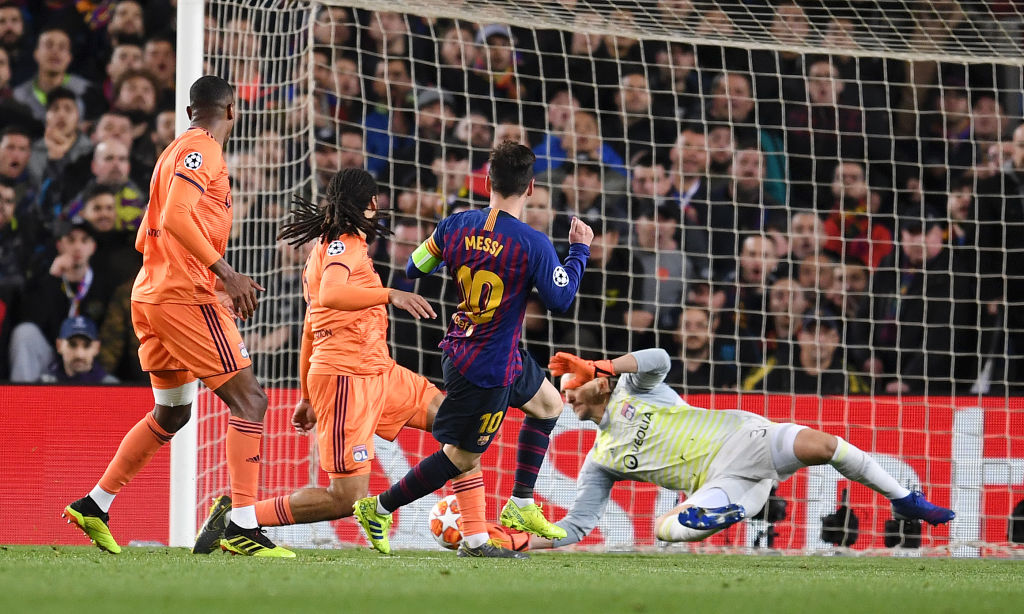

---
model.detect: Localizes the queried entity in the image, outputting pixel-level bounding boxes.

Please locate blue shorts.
[431,349,546,453]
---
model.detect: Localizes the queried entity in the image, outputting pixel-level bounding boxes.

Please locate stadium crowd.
[1,1,1022,395]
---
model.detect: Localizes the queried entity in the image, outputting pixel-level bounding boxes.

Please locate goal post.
[184,0,1024,555]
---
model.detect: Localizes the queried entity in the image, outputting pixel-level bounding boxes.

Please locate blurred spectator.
[9,221,114,382]
[746,311,868,394]
[553,157,625,241]
[821,161,892,269]
[713,234,778,374]
[106,1,146,45]
[0,125,35,207]
[602,66,676,163]
[776,210,826,278]
[707,145,784,278]
[667,126,711,275]
[76,183,140,286]
[0,1,32,85]
[825,261,869,322]
[394,180,444,220]
[14,27,102,123]
[27,87,92,194]
[38,316,118,384]
[631,199,690,337]
[705,122,734,193]
[947,174,978,250]
[337,124,365,170]
[626,150,671,204]
[430,145,473,212]
[394,86,458,182]
[375,217,445,382]
[474,23,539,125]
[312,4,353,46]
[0,46,39,132]
[763,276,809,364]
[563,219,647,357]
[535,106,626,178]
[98,279,142,382]
[111,68,159,141]
[364,11,411,67]
[751,1,811,129]
[650,41,700,122]
[948,93,1010,180]
[330,52,363,125]
[705,72,786,204]
[436,21,484,111]
[101,37,143,105]
[795,252,837,297]
[523,183,553,235]
[243,239,313,386]
[852,208,978,394]
[142,32,175,104]
[66,139,145,231]
[667,305,737,394]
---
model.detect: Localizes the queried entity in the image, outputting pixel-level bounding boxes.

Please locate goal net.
[191,0,1024,556]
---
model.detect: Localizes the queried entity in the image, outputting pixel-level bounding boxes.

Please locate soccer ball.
[428,495,463,550]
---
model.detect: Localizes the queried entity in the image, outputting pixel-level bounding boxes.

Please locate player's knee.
[796,429,838,465]
[153,405,192,432]
[236,385,268,421]
[443,444,481,473]
[326,490,358,519]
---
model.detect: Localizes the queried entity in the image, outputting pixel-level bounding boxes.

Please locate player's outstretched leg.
[891,491,955,526]
[502,378,567,540]
[353,496,393,554]
[193,495,232,554]
[793,428,955,526]
[63,496,121,554]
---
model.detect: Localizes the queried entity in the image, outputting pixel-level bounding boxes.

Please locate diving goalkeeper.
[527,348,954,548]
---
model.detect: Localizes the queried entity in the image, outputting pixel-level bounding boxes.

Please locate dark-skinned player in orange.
[63,75,292,557]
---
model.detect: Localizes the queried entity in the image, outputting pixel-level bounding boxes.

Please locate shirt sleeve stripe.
[174,172,206,194]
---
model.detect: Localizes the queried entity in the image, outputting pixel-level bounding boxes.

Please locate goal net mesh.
[194,0,1024,556]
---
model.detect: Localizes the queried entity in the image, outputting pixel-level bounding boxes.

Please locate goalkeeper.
[528,348,954,548]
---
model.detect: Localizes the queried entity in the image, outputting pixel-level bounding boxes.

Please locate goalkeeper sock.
[226,417,264,529]
[255,495,295,527]
[378,450,462,513]
[96,412,173,511]
[829,437,911,500]
[511,417,558,499]
[453,471,488,548]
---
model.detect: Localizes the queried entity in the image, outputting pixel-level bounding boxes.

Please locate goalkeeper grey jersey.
[553,348,758,547]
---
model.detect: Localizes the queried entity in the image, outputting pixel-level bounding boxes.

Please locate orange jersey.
[304,234,392,376]
[132,127,233,305]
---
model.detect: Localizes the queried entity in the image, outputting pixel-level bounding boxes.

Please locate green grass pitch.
[1,546,1020,614]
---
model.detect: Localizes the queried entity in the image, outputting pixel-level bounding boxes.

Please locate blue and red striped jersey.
[407,207,589,387]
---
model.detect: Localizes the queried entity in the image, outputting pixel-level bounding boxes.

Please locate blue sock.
[511,417,557,499]
[378,450,461,513]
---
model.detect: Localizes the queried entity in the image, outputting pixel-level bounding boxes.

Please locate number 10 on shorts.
[478,411,505,435]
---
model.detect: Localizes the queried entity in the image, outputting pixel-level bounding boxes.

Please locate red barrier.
[3,386,1023,551]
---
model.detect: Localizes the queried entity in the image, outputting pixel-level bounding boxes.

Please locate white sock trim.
[463,532,488,548]
[89,485,115,513]
[509,496,534,507]
[231,505,257,529]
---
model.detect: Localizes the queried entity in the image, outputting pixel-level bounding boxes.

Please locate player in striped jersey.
[528,348,954,548]
[354,141,594,558]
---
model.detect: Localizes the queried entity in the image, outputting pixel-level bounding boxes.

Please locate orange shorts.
[132,301,251,390]
[308,362,439,478]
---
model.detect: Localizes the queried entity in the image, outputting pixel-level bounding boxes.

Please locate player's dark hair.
[189,75,234,112]
[488,140,535,197]
[277,167,393,247]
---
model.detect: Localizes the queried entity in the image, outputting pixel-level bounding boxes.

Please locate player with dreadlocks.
[193,167,447,552]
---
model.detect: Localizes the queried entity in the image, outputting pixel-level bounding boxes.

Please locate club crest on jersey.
[477,435,490,447]
[238,342,249,359]
[183,151,203,170]
[552,266,569,287]
[621,403,636,420]
[327,240,346,256]
[352,445,368,462]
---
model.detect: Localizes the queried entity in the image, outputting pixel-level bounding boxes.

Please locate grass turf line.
[0,546,1020,614]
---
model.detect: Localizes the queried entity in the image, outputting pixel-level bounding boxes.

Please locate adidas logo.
[245,455,261,463]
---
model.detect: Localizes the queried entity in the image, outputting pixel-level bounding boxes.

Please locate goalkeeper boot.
[63,496,121,554]
[500,499,567,540]
[891,491,955,526]
[193,495,232,554]
[220,521,295,558]
[457,540,529,559]
[353,497,393,555]
[678,504,746,531]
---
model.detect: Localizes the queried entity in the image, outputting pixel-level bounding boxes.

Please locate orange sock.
[452,471,488,546]
[226,417,263,509]
[255,495,295,527]
[98,412,173,494]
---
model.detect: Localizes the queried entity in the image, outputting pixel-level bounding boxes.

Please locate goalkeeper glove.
[548,351,615,389]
